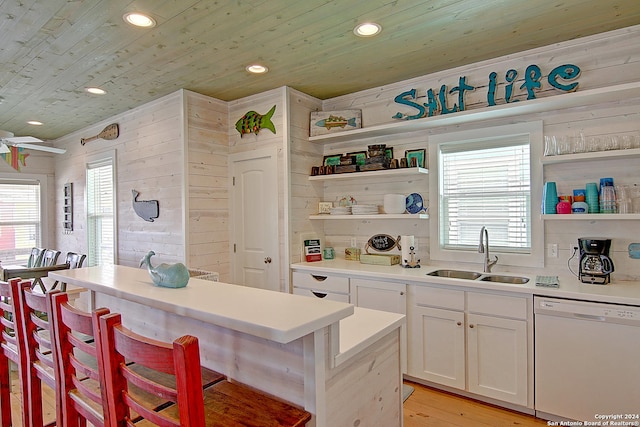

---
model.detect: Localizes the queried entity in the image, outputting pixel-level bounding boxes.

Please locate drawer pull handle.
[469,324,475,328]
[311,291,328,298]
[311,275,328,281]
[456,321,462,326]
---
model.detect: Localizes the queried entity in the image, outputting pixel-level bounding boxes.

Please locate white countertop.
[292,259,640,306]
[51,265,354,344]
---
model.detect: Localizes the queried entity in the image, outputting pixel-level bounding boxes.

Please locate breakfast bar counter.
[50,265,405,427]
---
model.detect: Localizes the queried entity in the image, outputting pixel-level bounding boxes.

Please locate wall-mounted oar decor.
[81,123,119,145]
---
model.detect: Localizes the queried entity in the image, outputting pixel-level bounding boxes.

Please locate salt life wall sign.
[392,63,581,120]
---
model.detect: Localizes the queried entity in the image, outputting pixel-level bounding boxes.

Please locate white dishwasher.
[534,296,640,422]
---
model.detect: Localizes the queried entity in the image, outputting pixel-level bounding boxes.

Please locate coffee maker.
[578,238,614,284]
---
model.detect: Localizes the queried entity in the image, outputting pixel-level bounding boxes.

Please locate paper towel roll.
[401,235,415,266]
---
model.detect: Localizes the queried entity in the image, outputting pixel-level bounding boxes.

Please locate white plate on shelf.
[406,193,424,214]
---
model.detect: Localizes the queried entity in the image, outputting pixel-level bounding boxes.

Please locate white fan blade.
[6,136,43,143]
[0,143,10,154]
[15,143,66,154]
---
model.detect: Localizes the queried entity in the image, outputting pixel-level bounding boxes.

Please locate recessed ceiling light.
[27,121,43,126]
[86,87,106,95]
[246,64,268,74]
[123,12,156,28]
[353,22,382,37]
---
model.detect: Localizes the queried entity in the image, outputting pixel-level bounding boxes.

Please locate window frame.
[85,150,117,266]
[429,121,544,268]
[0,173,50,263]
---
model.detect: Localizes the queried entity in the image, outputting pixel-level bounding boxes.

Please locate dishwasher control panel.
[535,297,640,326]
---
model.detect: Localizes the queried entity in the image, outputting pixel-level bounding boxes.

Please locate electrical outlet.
[350,237,357,247]
[547,243,558,258]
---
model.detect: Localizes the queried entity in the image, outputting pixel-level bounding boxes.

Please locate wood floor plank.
[403,381,548,427]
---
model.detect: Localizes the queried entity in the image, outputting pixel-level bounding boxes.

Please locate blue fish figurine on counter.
[140,250,190,288]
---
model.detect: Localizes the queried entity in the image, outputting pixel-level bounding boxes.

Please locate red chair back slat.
[49,291,110,427]
[15,280,61,427]
[98,312,206,426]
[0,278,30,427]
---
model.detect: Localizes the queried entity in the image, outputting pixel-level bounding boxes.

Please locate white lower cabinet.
[408,284,531,407]
[351,278,407,373]
[351,278,406,315]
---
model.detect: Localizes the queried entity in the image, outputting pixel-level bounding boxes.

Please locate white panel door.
[230,148,279,291]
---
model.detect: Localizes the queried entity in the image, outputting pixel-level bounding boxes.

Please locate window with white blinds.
[439,135,531,253]
[87,157,115,267]
[0,179,41,264]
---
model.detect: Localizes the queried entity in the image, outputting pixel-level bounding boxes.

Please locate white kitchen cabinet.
[291,271,350,302]
[351,278,407,373]
[409,305,465,389]
[407,283,532,407]
[351,278,406,314]
[466,313,528,406]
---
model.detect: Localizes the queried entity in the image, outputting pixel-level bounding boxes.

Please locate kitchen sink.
[479,275,530,284]
[426,269,483,280]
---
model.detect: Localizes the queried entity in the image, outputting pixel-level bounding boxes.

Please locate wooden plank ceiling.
[1,0,639,140]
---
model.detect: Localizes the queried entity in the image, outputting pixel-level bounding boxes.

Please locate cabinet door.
[351,278,406,314]
[408,305,465,389]
[466,313,528,406]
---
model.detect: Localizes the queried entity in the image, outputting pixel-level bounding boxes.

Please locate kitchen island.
[51,265,405,427]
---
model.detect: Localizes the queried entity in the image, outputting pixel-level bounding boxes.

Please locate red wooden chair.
[0,278,30,427]
[14,280,61,427]
[49,292,226,427]
[98,312,311,427]
[48,291,110,427]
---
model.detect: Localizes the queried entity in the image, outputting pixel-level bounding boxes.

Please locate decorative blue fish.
[235,105,277,136]
[140,250,190,288]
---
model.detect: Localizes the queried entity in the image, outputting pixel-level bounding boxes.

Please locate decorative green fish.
[235,105,277,136]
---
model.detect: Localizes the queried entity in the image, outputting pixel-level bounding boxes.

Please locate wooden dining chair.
[64,252,86,269]
[48,292,110,427]
[41,250,61,267]
[98,312,311,427]
[27,248,46,268]
[15,280,61,427]
[0,279,30,427]
[51,252,87,291]
[49,292,226,427]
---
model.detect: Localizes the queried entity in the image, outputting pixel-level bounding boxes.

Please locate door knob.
[264,257,272,264]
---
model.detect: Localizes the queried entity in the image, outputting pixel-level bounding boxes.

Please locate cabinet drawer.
[292,287,350,303]
[413,285,464,311]
[292,271,349,293]
[467,292,528,320]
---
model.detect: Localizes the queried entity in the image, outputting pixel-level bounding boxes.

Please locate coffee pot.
[578,238,614,284]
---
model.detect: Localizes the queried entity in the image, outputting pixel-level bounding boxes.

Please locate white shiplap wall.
[314,25,640,280]
[53,91,185,268]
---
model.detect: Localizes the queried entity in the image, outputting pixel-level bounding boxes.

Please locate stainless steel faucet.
[478,226,498,273]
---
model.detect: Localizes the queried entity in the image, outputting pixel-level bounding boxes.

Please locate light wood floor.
[404,380,548,426]
[9,366,547,426]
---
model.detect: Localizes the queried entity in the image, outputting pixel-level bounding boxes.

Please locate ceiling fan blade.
[0,143,10,154]
[15,143,66,154]
[6,136,43,143]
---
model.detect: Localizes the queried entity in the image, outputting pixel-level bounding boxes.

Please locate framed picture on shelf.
[405,149,426,168]
[318,202,333,214]
[310,110,362,136]
[346,151,367,166]
[385,147,394,160]
[323,154,342,166]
